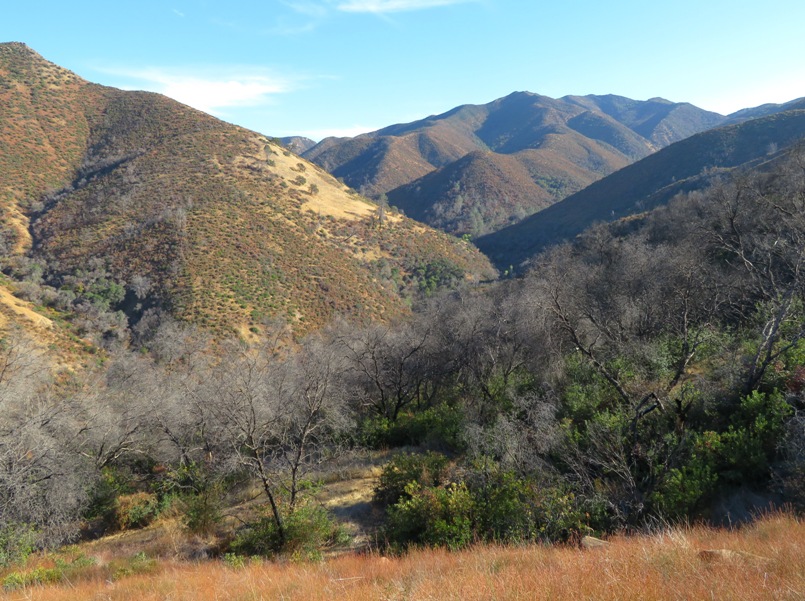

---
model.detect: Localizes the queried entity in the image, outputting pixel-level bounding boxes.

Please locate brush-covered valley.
[1,42,805,599]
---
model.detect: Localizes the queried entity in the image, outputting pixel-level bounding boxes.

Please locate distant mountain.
[0,43,495,336]
[724,97,805,124]
[280,136,317,154]
[475,106,805,271]
[303,92,725,236]
[386,150,557,235]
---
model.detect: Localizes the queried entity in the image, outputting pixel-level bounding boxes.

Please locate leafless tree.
[0,332,91,550]
[694,156,805,392]
[340,319,441,422]
[195,332,352,542]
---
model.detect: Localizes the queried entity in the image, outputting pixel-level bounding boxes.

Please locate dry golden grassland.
[2,513,803,600]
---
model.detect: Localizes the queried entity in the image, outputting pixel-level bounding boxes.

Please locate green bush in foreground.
[374,451,450,506]
[230,503,346,560]
[382,459,599,551]
[2,554,97,591]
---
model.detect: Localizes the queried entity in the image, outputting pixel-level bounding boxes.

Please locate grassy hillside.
[477,108,805,270]
[304,91,724,236]
[0,43,495,337]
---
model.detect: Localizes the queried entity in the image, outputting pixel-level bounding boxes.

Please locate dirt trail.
[318,467,385,552]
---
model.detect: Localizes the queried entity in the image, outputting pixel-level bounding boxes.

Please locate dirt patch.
[0,284,52,329]
[6,205,32,253]
[318,466,385,551]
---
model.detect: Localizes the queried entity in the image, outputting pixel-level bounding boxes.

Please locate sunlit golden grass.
[3,512,803,600]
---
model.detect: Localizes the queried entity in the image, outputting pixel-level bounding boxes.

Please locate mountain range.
[476,99,805,270]
[302,92,726,237]
[3,41,805,343]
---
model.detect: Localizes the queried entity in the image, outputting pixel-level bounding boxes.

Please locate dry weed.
[1,513,803,600]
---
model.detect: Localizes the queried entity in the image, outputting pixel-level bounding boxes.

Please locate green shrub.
[114,492,159,530]
[84,466,136,526]
[2,554,97,591]
[527,485,598,542]
[468,465,532,542]
[0,524,37,568]
[3,566,61,590]
[385,482,474,550]
[467,461,594,543]
[359,405,465,450]
[230,503,345,558]
[356,415,393,448]
[222,552,246,569]
[650,430,720,519]
[381,458,602,550]
[724,390,792,478]
[111,552,157,581]
[182,490,223,535]
[375,451,450,506]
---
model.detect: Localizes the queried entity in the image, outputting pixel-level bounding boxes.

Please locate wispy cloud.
[97,66,298,115]
[266,18,321,36]
[282,0,329,18]
[172,8,185,18]
[335,0,475,13]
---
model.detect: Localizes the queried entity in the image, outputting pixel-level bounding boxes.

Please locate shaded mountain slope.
[0,43,495,336]
[387,151,556,237]
[476,107,805,270]
[562,94,726,147]
[724,96,805,125]
[304,91,724,236]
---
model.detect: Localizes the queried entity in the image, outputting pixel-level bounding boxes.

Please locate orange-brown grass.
[4,513,803,600]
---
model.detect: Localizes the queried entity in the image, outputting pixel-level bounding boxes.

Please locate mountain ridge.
[475,107,805,270]
[303,91,725,236]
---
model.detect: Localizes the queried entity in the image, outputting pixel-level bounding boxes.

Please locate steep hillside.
[305,117,483,198]
[0,43,495,336]
[304,92,724,236]
[387,150,556,237]
[476,108,805,270]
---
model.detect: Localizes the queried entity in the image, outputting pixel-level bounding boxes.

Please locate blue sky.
[5,1,805,140]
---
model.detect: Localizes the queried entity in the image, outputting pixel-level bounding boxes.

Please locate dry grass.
[0,285,53,330]
[3,513,803,600]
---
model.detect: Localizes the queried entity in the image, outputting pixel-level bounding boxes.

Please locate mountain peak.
[1,41,35,52]
[0,41,84,85]
[303,91,726,233]
[646,96,674,104]
[0,41,46,62]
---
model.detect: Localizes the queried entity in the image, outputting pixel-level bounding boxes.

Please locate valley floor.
[2,513,803,600]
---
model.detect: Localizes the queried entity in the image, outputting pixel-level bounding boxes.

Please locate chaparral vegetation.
[0,41,804,600]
